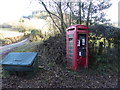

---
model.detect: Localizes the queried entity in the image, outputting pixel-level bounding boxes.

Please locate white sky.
[105,0,119,24]
[0,0,119,25]
[0,0,41,23]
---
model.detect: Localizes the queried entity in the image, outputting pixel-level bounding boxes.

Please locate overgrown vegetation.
[37,24,119,74]
[88,24,120,73]
[38,33,66,67]
[29,29,43,42]
[10,23,118,74]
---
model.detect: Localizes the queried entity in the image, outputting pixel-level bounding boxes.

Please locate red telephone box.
[66,24,88,70]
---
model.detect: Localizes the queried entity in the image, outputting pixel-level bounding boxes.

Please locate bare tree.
[36,0,112,32]
[86,0,92,26]
[56,1,65,33]
[39,0,67,33]
[78,0,82,24]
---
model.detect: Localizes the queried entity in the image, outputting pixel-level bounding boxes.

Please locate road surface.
[0,38,29,55]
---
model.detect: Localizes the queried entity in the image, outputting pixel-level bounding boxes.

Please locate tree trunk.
[57,2,65,33]
[69,12,72,26]
[78,0,82,24]
[108,39,111,48]
[86,1,92,26]
[69,2,72,26]
[40,0,67,34]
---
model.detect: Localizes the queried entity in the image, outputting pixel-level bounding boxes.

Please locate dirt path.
[2,65,118,88]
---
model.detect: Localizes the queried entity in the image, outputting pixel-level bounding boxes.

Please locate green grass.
[11,40,43,52]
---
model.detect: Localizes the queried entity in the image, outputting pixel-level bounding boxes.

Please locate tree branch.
[39,0,67,30]
[39,0,63,33]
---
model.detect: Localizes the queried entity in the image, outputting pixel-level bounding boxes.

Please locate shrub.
[29,29,43,42]
[4,39,12,45]
[88,24,119,74]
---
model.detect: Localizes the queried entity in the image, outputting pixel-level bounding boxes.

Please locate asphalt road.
[0,38,29,55]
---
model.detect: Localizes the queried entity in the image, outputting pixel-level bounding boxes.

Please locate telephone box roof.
[66,24,88,30]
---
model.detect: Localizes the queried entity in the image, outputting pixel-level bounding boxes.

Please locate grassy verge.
[12,40,43,52]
